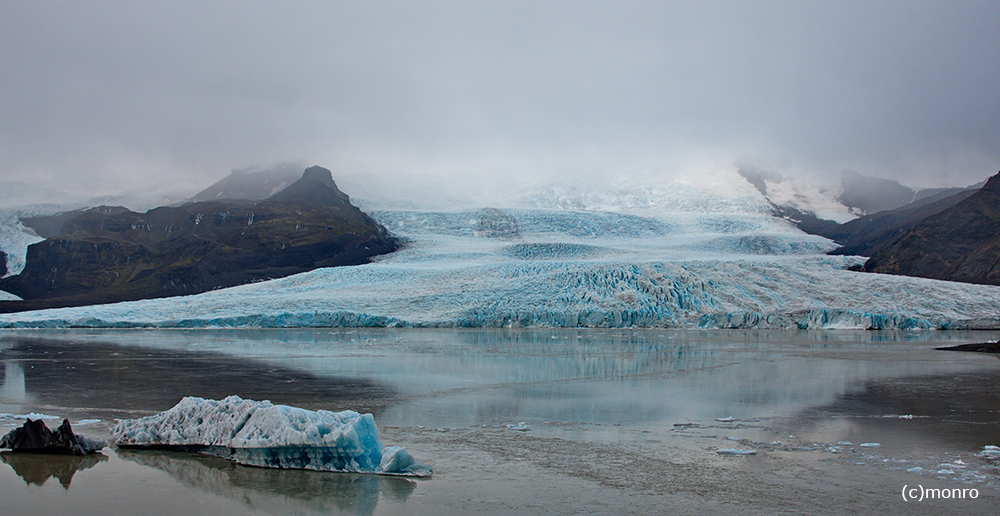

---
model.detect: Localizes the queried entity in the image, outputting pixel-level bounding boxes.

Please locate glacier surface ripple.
[2,178,1000,330]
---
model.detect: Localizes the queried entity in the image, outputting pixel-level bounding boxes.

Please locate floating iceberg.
[111,396,431,477]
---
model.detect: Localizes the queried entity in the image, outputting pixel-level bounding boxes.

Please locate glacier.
[112,396,432,477]
[1,168,1000,329]
[0,211,43,279]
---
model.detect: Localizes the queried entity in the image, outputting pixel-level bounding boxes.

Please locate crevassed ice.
[3,171,1000,329]
[112,396,432,477]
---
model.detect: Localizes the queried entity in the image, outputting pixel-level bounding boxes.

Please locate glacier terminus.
[2,169,999,329]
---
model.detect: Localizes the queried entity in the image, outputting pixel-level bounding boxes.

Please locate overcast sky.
[2,1,998,198]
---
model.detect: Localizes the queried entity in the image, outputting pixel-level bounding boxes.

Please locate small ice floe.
[714,417,737,422]
[673,423,698,428]
[898,415,914,420]
[859,442,881,448]
[506,422,530,431]
[937,469,956,475]
[436,427,450,433]
[74,419,102,426]
[768,441,782,446]
[907,467,924,473]
[12,413,60,420]
[977,445,1000,460]
[727,437,745,442]
[716,448,757,455]
[837,441,853,446]
[826,446,842,454]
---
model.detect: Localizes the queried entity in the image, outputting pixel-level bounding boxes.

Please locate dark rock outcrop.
[0,418,107,455]
[0,250,6,277]
[935,342,1000,354]
[863,172,1000,285]
[0,166,398,312]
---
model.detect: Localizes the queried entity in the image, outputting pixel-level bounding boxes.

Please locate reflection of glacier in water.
[1,361,27,402]
[3,173,1000,329]
[6,329,998,444]
[118,449,416,516]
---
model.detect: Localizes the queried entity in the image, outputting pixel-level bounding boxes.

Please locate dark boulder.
[0,418,107,455]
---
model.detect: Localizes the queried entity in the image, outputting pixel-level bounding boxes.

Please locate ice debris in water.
[859,442,881,448]
[977,445,1000,460]
[716,448,757,455]
[112,396,431,477]
[506,422,530,431]
[8,412,60,420]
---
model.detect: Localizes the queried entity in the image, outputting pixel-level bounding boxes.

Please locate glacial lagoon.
[2,328,999,515]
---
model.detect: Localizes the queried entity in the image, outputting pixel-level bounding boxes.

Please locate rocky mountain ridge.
[0,166,397,312]
[740,168,991,266]
[862,171,1000,285]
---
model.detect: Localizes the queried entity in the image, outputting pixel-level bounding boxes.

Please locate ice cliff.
[112,396,432,477]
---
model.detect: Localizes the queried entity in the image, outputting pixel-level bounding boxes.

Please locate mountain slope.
[827,188,977,257]
[837,170,914,215]
[189,163,303,202]
[863,172,1000,285]
[0,167,397,311]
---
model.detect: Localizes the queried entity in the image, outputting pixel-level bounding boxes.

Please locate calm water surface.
[2,329,999,515]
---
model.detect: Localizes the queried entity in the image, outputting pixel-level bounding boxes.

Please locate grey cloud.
[1,1,998,198]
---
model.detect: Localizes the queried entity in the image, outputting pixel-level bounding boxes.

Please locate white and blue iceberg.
[111,396,431,477]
